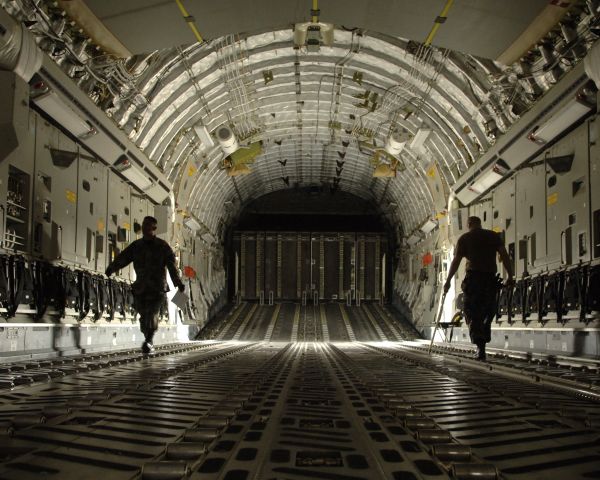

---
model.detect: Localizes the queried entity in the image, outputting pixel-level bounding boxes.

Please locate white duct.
[384,130,410,156]
[584,39,600,89]
[216,125,239,156]
[0,7,42,81]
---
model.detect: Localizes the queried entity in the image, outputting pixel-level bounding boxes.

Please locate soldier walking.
[443,216,513,360]
[105,216,184,354]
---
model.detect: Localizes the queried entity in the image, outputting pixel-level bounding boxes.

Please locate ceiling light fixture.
[385,130,410,156]
[113,155,153,190]
[528,96,593,145]
[32,89,97,139]
[216,125,239,156]
[419,219,437,234]
[466,159,510,196]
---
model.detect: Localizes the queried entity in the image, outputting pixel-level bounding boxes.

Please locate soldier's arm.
[444,255,463,294]
[165,245,185,291]
[443,236,465,294]
[105,243,135,276]
[497,244,514,284]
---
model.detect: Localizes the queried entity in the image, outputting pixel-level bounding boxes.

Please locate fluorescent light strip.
[33,91,95,138]
[530,99,592,144]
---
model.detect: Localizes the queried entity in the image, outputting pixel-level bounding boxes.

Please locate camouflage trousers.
[461,271,499,347]
[133,291,166,343]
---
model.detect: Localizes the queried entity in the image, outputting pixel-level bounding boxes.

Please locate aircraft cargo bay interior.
[0,1,600,479]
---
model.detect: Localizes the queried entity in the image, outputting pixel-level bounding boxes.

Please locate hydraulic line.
[175,0,204,43]
[424,0,454,46]
[311,0,319,23]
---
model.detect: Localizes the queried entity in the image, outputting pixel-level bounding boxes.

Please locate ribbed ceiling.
[3,0,593,242]
[106,28,522,238]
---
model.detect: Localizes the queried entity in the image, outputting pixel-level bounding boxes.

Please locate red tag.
[183,266,196,279]
[422,252,433,266]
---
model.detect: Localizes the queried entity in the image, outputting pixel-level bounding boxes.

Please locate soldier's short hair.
[467,216,482,227]
[143,216,158,226]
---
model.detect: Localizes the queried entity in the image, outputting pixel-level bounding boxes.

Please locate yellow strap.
[175,0,204,43]
[424,0,454,46]
[311,0,319,23]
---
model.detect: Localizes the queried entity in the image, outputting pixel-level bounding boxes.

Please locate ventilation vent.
[546,154,574,174]
[50,148,77,168]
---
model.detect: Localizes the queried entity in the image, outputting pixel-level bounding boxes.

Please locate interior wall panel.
[343,237,355,296]
[281,236,297,299]
[589,118,600,260]
[243,236,257,299]
[76,156,109,271]
[107,171,132,279]
[33,120,78,263]
[514,161,547,276]
[364,239,376,300]
[300,235,311,297]
[546,122,590,268]
[491,177,516,277]
[264,233,277,298]
[323,236,339,299]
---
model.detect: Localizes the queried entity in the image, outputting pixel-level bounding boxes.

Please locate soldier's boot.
[474,342,486,361]
[142,330,155,354]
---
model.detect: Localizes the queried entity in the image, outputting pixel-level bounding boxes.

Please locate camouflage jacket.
[107,236,183,294]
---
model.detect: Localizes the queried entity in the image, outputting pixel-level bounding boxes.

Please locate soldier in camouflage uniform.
[105,216,184,354]
[444,216,513,360]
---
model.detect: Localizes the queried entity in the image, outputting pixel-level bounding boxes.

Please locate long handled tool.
[428,291,447,355]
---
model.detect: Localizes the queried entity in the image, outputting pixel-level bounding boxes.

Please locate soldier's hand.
[178,284,185,292]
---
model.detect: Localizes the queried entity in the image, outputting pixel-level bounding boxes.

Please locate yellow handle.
[312,0,319,23]
[175,0,204,43]
[424,0,454,46]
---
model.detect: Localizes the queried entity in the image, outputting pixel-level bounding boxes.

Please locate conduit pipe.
[584,38,600,89]
[0,6,42,81]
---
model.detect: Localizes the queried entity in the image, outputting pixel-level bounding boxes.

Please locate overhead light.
[466,159,510,196]
[493,158,510,175]
[406,234,422,246]
[201,232,215,243]
[193,123,215,149]
[409,128,431,151]
[184,216,202,232]
[113,155,153,190]
[216,125,239,156]
[32,89,97,139]
[293,22,334,51]
[420,219,437,234]
[144,183,170,203]
[384,130,410,156]
[468,168,502,195]
[455,187,479,206]
[527,97,592,145]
